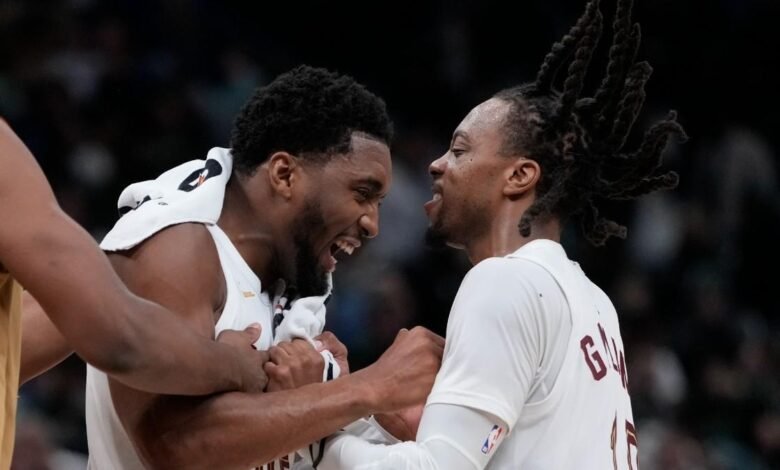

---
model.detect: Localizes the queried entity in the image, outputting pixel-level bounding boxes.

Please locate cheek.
[444,166,496,215]
[321,198,362,228]
[461,159,502,194]
[446,162,479,199]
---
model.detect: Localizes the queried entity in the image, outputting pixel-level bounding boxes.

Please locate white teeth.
[335,240,355,256]
[433,193,442,201]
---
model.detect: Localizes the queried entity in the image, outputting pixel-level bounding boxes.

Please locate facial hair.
[290,200,330,297]
[424,222,449,249]
[424,194,491,250]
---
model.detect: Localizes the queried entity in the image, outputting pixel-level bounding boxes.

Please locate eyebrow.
[355,177,384,195]
[450,130,470,146]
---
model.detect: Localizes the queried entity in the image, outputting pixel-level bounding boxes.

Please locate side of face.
[424,98,517,248]
[285,133,392,296]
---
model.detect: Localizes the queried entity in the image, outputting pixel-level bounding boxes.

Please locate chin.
[424,225,450,249]
[425,222,471,251]
[295,268,329,297]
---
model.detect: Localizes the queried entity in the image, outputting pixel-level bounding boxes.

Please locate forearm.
[19,291,73,384]
[318,435,444,470]
[100,295,250,395]
[316,404,503,470]
[3,214,246,394]
[137,371,379,469]
[17,242,247,395]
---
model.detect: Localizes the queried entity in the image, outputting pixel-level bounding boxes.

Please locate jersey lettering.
[580,335,607,380]
[581,322,628,389]
[598,323,618,371]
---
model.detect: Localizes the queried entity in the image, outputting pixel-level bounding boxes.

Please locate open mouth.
[423,191,443,217]
[319,237,361,273]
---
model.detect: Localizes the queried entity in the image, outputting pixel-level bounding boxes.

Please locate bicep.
[426,264,544,427]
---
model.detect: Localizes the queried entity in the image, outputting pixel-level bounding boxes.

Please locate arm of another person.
[317,404,507,470]
[314,257,558,469]
[103,223,445,470]
[18,288,262,386]
[0,119,265,395]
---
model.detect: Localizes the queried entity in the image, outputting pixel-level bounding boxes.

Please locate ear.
[266,151,300,199]
[503,158,540,198]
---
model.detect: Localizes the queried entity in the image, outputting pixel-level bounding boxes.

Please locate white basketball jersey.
[86,224,293,470]
[489,241,637,469]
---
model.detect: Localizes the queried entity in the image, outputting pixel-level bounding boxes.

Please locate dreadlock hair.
[496,0,687,246]
[230,65,393,174]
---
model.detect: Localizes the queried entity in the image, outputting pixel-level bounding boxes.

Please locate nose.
[359,204,380,239]
[428,153,446,178]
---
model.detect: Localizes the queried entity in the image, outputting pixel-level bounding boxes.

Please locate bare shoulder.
[109,222,219,263]
[106,222,226,329]
[108,223,222,292]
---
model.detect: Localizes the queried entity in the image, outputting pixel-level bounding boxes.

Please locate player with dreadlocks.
[305,0,685,468]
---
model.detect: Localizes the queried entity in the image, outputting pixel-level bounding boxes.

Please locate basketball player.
[85,66,444,469]
[0,119,274,470]
[309,0,687,468]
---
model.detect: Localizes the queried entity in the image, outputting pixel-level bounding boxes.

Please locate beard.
[424,221,449,249]
[424,196,490,250]
[290,200,330,297]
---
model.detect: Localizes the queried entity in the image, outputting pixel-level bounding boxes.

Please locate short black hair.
[495,0,687,246]
[230,65,393,174]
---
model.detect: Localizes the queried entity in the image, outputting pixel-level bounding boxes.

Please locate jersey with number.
[85,224,295,470]
[427,239,637,469]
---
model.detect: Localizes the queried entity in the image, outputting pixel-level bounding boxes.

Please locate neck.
[464,204,561,265]
[217,175,279,289]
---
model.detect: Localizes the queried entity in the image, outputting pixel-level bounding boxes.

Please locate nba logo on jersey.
[481,425,503,455]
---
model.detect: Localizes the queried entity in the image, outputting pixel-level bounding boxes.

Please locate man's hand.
[357,326,445,413]
[217,324,270,393]
[315,331,349,375]
[265,339,325,392]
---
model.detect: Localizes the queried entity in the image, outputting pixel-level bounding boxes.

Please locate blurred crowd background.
[2,0,779,469]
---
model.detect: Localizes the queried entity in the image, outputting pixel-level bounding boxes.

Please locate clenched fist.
[216,323,270,393]
[264,339,325,392]
[356,327,445,413]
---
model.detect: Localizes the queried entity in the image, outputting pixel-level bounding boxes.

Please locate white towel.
[101,147,232,252]
[272,278,341,381]
[100,147,340,381]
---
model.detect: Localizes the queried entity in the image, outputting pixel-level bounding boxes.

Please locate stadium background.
[2,0,778,468]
